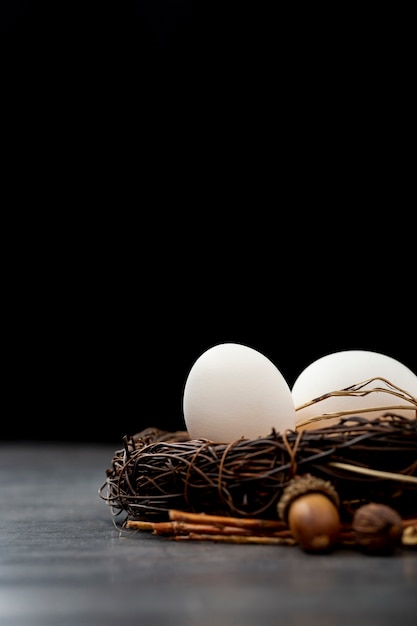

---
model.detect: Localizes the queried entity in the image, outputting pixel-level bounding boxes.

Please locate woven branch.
[99,414,417,525]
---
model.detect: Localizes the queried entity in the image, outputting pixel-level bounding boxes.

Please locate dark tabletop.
[1,442,416,626]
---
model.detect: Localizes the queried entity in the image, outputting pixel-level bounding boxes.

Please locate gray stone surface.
[1,442,416,626]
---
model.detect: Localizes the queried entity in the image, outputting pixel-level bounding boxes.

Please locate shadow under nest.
[100,414,417,525]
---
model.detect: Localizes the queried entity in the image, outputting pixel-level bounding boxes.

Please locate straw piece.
[328,462,417,484]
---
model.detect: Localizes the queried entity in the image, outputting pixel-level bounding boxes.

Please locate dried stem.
[328,462,417,484]
[127,510,290,540]
[172,533,296,545]
[295,378,417,428]
[125,510,417,547]
[168,509,286,530]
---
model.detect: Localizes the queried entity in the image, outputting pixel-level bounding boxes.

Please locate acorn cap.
[277,473,340,523]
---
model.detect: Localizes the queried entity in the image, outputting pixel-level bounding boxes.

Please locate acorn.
[277,474,341,553]
[352,502,403,554]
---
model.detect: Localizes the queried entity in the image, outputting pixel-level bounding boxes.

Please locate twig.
[127,513,290,538]
[172,533,296,545]
[126,520,154,531]
[168,509,286,530]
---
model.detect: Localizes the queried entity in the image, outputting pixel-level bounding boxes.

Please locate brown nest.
[99,413,417,526]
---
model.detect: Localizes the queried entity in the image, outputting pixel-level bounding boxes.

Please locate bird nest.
[99,412,417,527]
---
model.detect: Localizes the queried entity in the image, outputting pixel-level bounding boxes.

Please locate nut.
[277,474,341,553]
[287,491,341,553]
[352,502,403,554]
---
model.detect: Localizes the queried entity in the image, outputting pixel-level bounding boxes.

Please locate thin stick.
[168,509,286,530]
[172,533,296,545]
[126,520,154,530]
[127,517,291,537]
[154,521,257,536]
[329,462,417,484]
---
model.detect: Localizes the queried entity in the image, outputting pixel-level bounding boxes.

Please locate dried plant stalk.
[125,508,417,548]
[172,533,296,545]
[328,462,417,484]
[126,510,293,544]
[295,378,417,428]
[168,509,286,530]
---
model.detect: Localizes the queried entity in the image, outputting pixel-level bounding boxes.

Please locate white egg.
[183,342,296,442]
[292,350,417,431]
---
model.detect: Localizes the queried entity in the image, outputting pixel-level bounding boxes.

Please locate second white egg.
[292,349,417,431]
[183,342,296,442]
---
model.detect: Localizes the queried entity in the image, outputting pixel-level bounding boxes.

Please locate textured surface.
[1,442,416,626]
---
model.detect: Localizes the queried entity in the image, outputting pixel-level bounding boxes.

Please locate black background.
[3,3,415,444]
